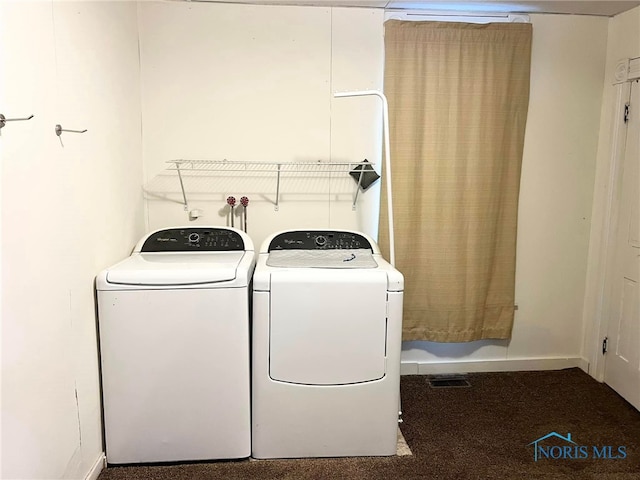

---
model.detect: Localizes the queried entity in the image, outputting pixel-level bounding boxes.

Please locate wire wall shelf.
[156,159,378,211]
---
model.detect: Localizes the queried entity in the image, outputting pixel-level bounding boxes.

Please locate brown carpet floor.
[98,368,640,479]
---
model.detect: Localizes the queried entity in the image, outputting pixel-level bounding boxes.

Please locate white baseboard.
[401,357,589,375]
[85,453,106,480]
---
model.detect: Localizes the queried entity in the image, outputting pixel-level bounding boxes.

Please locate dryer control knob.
[188,233,200,243]
[315,235,327,247]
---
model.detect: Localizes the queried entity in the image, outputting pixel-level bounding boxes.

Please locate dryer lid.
[266,249,378,269]
[104,252,245,286]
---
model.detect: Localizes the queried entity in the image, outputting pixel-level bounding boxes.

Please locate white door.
[605,79,640,411]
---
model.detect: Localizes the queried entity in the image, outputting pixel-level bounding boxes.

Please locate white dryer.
[252,229,404,459]
[96,227,254,464]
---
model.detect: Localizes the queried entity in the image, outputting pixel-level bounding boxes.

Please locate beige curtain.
[379,21,532,342]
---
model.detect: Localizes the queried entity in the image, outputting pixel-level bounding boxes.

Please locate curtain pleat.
[380,21,532,342]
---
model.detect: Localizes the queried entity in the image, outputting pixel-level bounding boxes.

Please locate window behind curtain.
[379,21,532,342]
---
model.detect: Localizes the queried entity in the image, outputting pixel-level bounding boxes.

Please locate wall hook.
[55,124,87,136]
[0,113,34,132]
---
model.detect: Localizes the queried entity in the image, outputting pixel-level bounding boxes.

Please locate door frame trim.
[584,58,639,382]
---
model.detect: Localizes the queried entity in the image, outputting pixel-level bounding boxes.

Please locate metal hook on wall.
[0,114,35,135]
[55,124,87,147]
[55,124,87,137]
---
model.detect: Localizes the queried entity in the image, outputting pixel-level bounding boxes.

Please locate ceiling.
[191,1,640,17]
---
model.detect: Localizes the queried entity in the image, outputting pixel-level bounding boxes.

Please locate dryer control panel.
[140,228,245,252]
[268,231,372,251]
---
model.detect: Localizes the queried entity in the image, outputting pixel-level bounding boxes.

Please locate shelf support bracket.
[275,163,281,211]
[352,165,365,211]
[175,163,189,211]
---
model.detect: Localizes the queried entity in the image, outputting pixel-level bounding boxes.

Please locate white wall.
[139,5,611,373]
[582,5,640,379]
[0,2,144,479]
[138,1,384,249]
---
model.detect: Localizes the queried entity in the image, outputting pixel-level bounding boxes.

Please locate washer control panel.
[268,231,372,251]
[141,228,245,252]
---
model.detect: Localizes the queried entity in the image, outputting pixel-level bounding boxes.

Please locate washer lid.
[104,252,245,286]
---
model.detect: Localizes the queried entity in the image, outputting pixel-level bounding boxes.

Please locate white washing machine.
[252,229,404,459]
[96,227,254,464]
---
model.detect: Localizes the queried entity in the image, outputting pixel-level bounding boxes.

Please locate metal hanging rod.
[334,89,396,267]
[55,124,87,136]
[0,113,34,132]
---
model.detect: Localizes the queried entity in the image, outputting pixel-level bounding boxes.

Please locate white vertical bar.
[334,90,396,266]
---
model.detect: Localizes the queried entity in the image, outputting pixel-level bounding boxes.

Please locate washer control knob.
[188,233,200,243]
[315,235,327,247]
